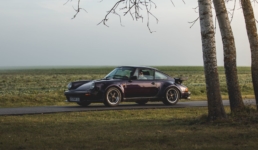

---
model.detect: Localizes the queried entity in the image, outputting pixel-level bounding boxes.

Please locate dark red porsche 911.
[64,66,191,107]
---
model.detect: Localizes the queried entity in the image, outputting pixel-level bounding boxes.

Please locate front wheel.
[104,87,122,107]
[77,102,91,107]
[162,87,180,105]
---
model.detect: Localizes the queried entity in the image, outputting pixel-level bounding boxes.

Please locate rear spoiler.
[175,77,188,84]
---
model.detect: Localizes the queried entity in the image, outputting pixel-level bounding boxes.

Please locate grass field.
[0,66,254,107]
[1,106,258,149]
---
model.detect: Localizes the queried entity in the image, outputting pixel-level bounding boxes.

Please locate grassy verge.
[1,106,258,149]
[0,66,254,107]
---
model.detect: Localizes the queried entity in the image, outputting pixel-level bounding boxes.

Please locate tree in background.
[241,0,258,110]
[198,0,226,119]
[213,0,244,112]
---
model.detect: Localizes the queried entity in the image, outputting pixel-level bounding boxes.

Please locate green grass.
[0,66,254,107]
[1,106,258,149]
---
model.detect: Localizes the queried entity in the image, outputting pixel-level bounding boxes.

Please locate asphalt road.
[0,99,256,116]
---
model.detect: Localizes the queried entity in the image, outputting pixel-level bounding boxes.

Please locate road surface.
[0,99,255,116]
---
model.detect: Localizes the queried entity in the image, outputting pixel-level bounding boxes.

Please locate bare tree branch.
[228,0,236,23]
[144,0,158,33]
[65,0,186,32]
[64,0,88,19]
[64,0,72,5]
[193,6,199,13]
[97,0,160,33]
[97,0,124,27]
[188,17,199,28]
[188,5,199,28]
[170,0,175,7]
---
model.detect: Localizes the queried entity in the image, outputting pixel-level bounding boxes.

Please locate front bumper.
[64,90,103,103]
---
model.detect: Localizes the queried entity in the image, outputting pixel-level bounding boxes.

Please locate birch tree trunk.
[241,0,258,110]
[198,0,226,120]
[213,0,244,112]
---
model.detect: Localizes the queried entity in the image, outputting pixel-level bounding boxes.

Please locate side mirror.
[130,76,137,80]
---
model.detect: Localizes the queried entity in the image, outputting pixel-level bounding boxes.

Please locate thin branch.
[224,0,237,23]
[229,0,236,23]
[170,0,175,7]
[70,0,88,19]
[188,4,199,28]
[64,0,72,5]
[188,17,199,28]
[193,6,199,13]
[123,2,137,16]
[144,0,158,33]
[112,9,125,27]
[97,0,125,27]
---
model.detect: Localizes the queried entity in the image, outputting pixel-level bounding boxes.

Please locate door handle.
[151,82,155,85]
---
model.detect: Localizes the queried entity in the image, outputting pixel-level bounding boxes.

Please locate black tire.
[77,102,91,107]
[135,100,148,105]
[104,87,122,107]
[162,87,180,105]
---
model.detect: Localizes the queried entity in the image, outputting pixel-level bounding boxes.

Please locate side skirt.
[123,97,160,102]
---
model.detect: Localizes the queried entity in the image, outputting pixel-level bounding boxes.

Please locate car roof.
[116,66,172,77]
[117,66,158,70]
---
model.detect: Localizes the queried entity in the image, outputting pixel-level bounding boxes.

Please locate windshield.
[104,67,135,79]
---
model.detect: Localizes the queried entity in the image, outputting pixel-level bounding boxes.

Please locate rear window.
[155,71,168,80]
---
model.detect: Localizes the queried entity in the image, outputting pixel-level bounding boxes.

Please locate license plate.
[69,97,80,102]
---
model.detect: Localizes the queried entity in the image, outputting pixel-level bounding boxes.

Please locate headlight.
[67,83,72,89]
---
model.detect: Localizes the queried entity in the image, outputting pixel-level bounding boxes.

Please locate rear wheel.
[162,87,180,105]
[77,102,91,107]
[104,87,122,107]
[135,100,148,105]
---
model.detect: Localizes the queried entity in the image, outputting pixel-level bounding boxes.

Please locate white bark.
[198,0,226,119]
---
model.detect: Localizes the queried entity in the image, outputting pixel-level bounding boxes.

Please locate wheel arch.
[104,85,124,101]
[163,85,182,99]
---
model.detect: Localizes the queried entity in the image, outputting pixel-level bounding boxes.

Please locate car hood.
[76,81,95,91]
[74,78,123,91]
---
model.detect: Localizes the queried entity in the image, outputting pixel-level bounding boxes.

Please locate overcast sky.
[1,0,257,67]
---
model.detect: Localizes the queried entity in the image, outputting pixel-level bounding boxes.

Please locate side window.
[138,69,154,80]
[155,71,168,80]
[112,67,135,79]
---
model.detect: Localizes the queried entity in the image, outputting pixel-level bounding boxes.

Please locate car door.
[123,68,143,98]
[123,80,144,98]
[135,68,159,97]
